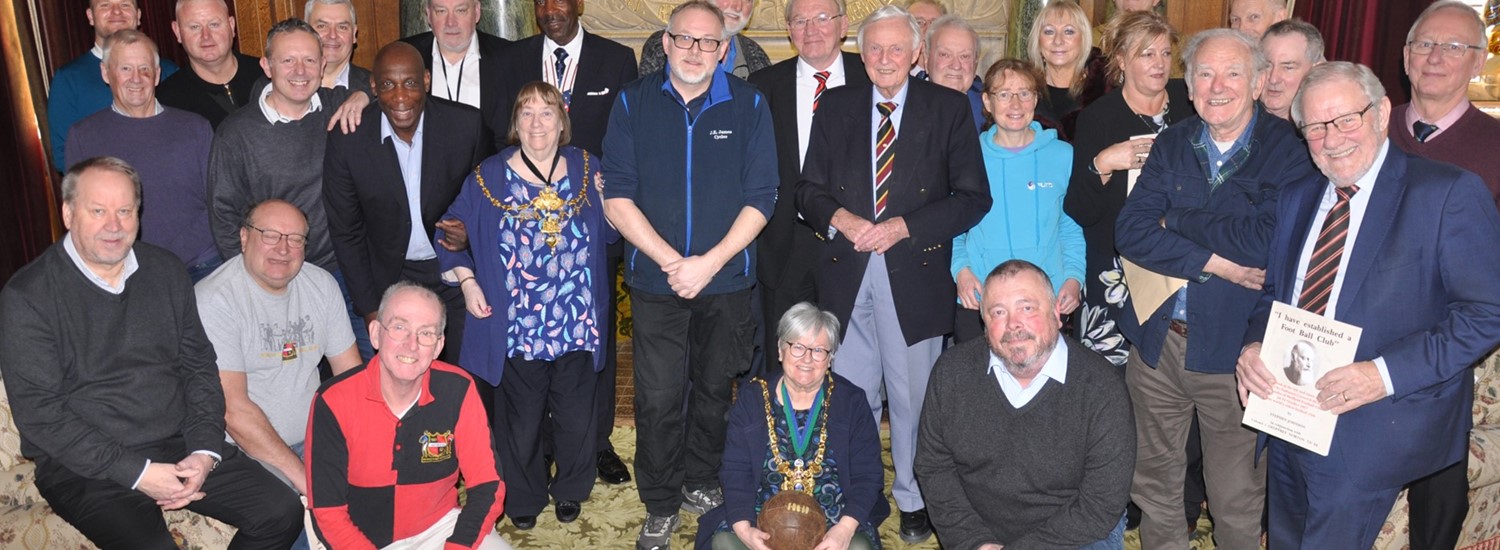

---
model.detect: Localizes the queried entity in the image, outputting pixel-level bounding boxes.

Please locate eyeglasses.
[1406,40,1483,58]
[244,223,308,248]
[666,32,723,52]
[1297,101,1374,141]
[988,89,1037,103]
[789,13,844,30]
[783,341,833,362]
[381,321,442,347]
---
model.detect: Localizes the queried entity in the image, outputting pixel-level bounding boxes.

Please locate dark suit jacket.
[795,78,990,344]
[1247,144,1500,488]
[402,31,511,136]
[748,52,869,291]
[322,97,492,316]
[490,31,638,156]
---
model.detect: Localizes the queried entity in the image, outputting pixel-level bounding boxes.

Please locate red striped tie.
[813,71,830,112]
[874,101,897,219]
[1298,184,1360,315]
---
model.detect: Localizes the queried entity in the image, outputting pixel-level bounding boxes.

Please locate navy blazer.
[795,78,991,345]
[489,31,639,156]
[695,371,889,547]
[748,52,869,291]
[1115,108,1315,374]
[323,97,492,316]
[1246,144,1500,487]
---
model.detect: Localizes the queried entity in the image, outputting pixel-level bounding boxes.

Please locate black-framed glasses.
[1298,101,1375,141]
[381,321,442,347]
[789,13,845,30]
[783,341,832,362]
[244,223,308,248]
[1406,40,1483,58]
[666,31,723,52]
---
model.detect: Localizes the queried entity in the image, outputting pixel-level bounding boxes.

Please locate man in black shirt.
[158,0,264,127]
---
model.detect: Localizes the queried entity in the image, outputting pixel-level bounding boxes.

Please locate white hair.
[857,5,921,51]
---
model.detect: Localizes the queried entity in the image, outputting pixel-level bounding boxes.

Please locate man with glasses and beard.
[602,2,777,547]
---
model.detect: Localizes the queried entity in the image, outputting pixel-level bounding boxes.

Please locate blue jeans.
[186,255,225,284]
[331,270,374,361]
[289,442,310,550]
[1077,513,1128,550]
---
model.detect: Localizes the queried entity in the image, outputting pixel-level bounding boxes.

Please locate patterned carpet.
[493,425,1221,549]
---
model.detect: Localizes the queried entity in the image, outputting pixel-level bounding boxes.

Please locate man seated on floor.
[0,157,303,549]
[305,282,510,549]
[916,259,1134,549]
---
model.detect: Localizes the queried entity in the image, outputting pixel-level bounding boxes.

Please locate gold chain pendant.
[758,377,833,495]
[475,152,593,251]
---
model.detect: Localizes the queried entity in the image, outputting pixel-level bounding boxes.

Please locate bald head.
[374,40,424,70]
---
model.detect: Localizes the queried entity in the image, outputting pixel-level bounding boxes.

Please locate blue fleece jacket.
[601,67,778,296]
[952,121,1085,295]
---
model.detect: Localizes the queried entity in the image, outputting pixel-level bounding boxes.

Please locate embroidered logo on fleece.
[420,431,454,463]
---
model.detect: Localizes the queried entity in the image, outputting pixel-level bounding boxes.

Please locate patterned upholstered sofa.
[0,375,236,549]
[1375,350,1500,549]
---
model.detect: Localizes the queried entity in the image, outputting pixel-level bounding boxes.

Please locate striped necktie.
[874,101,897,219]
[812,71,830,112]
[1298,184,1360,315]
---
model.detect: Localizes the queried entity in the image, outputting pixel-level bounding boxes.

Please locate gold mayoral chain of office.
[475,150,592,250]
[758,375,832,495]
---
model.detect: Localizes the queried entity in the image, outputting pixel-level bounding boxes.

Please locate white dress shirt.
[989,338,1070,408]
[1289,140,1395,395]
[543,26,584,100]
[794,55,847,167]
[257,84,324,124]
[431,34,482,109]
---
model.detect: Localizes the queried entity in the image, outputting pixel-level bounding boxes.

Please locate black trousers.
[1407,455,1469,549]
[594,248,624,452]
[35,445,303,550]
[760,271,818,377]
[400,259,466,365]
[631,288,754,515]
[499,351,599,516]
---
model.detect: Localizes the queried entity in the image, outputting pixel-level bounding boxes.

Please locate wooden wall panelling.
[235,0,297,58]
[235,0,401,69]
[1166,0,1229,42]
[353,0,403,70]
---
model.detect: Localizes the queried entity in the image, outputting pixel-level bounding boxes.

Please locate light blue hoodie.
[952,121,1085,297]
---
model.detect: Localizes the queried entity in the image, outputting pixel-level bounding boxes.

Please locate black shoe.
[556,500,581,523]
[899,508,933,543]
[598,449,631,484]
[511,514,537,530]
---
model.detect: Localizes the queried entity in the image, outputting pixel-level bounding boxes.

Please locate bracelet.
[1087,157,1112,177]
[457,276,476,286]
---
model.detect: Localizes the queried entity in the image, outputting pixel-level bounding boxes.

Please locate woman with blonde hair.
[1027,0,1107,139]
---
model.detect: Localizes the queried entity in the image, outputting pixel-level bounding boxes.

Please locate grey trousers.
[1127,330,1265,550]
[832,254,942,513]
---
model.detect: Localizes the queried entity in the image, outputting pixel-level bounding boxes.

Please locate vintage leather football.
[757,490,827,550]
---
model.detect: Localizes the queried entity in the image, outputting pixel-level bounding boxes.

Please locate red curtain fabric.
[1295,0,1432,106]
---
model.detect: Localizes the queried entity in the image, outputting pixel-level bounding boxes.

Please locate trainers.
[636,512,680,550]
[679,485,724,514]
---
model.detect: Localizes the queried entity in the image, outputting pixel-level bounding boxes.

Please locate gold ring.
[1341,391,1348,402]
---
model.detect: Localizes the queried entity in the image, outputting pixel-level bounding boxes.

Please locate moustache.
[1002,330,1035,343]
